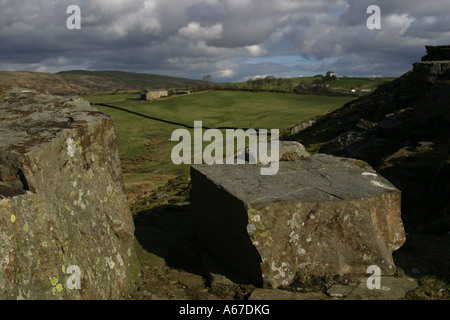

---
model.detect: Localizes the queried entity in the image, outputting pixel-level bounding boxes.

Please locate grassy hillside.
[0,70,209,95]
[58,70,208,90]
[0,71,132,95]
[0,69,393,96]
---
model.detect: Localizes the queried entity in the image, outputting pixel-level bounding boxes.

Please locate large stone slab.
[190,154,406,288]
[0,88,140,299]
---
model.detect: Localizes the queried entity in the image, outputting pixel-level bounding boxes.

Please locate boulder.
[190,154,406,288]
[319,130,388,161]
[0,88,140,300]
[245,141,310,163]
[281,120,316,137]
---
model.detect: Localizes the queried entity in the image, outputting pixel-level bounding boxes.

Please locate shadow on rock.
[134,205,205,275]
[133,204,207,276]
[133,204,255,287]
[394,233,450,284]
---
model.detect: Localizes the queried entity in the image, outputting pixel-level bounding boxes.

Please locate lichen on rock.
[190,154,406,288]
[0,88,140,300]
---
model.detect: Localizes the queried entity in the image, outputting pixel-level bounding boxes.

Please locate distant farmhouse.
[141,88,192,101]
[141,89,169,101]
[326,71,336,79]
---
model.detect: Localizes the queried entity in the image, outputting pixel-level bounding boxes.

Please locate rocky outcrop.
[190,155,406,288]
[281,119,316,137]
[413,60,450,83]
[0,88,140,300]
[292,46,450,235]
[421,45,450,62]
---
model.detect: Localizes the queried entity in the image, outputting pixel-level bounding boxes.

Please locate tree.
[255,78,264,92]
[285,78,293,93]
[203,74,213,82]
[277,78,283,92]
[246,79,253,91]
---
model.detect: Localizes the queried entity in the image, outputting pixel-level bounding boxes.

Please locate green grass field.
[82,90,355,199]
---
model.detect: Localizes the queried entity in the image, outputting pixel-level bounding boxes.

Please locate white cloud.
[1,0,450,81]
[248,74,272,80]
[219,69,235,77]
[179,22,223,40]
[246,45,266,57]
[384,14,415,36]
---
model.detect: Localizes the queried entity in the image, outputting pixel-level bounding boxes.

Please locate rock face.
[281,120,316,137]
[0,88,140,300]
[190,154,406,288]
[421,45,450,61]
[294,45,450,235]
[413,60,450,83]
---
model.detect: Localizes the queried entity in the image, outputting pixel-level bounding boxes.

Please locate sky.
[1,0,449,82]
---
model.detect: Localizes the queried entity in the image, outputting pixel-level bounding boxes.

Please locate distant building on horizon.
[326,71,336,79]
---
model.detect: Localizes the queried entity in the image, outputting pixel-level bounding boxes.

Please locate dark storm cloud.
[0,0,449,80]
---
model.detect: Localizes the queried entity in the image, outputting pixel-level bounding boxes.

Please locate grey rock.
[327,284,355,298]
[282,120,316,137]
[245,141,310,163]
[190,154,406,288]
[413,61,450,83]
[345,276,418,300]
[356,119,377,131]
[0,88,140,300]
[320,130,366,156]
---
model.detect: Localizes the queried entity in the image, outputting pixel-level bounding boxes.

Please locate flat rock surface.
[193,154,399,204]
[345,276,419,300]
[0,87,109,154]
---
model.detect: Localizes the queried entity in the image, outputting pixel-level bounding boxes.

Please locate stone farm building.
[141,89,169,101]
[326,71,336,78]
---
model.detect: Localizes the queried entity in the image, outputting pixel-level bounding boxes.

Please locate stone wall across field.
[0,88,140,300]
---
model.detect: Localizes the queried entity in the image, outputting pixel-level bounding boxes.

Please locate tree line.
[213,77,296,93]
[174,74,358,97]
